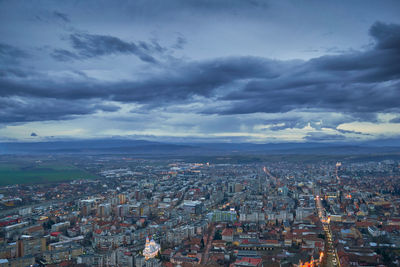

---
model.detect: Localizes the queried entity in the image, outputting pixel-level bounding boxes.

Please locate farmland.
[0,161,98,186]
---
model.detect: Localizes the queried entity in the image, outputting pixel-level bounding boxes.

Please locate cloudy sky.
[1,0,400,143]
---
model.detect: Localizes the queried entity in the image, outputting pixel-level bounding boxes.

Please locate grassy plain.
[0,161,98,186]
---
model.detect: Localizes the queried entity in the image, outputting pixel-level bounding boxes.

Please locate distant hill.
[0,138,399,155]
[0,139,197,155]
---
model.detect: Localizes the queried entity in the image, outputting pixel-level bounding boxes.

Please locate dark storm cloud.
[173,36,187,50]
[134,21,398,114]
[390,117,400,123]
[336,128,369,136]
[221,80,399,115]
[111,57,280,103]
[53,11,70,23]
[62,33,160,63]
[370,22,400,50]
[0,56,278,101]
[0,97,120,123]
[92,103,120,112]
[0,43,28,63]
[304,132,347,142]
[1,22,400,124]
[0,68,31,78]
[218,22,400,115]
[51,49,81,62]
[120,0,269,15]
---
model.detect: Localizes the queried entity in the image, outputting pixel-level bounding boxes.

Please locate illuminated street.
[316,195,339,267]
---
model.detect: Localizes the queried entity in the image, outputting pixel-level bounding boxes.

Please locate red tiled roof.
[50,232,62,237]
[234,257,262,266]
[222,228,234,236]
[59,261,73,266]
[161,249,173,255]
[210,253,224,261]
[285,233,293,239]
[293,229,308,235]
[355,221,374,228]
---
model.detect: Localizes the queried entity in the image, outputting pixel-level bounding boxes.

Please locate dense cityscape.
[0,155,399,266]
[1,0,400,266]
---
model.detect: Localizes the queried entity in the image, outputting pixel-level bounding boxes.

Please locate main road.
[200,224,215,265]
[315,195,340,267]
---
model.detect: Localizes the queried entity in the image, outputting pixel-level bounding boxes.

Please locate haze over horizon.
[1,0,400,143]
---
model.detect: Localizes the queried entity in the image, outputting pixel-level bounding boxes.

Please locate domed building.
[143,236,160,260]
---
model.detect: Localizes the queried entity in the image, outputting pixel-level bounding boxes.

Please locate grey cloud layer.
[220,22,400,114]
[0,97,119,123]
[53,11,70,23]
[1,22,399,127]
[52,33,165,63]
[0,43,28,64]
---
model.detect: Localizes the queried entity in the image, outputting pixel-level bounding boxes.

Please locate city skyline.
[1,0,400,143]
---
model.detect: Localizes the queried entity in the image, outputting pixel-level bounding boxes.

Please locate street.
[316,195,340,267]
[200,224,215,265]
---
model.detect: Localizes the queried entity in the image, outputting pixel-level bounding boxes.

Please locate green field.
[0,162,99,186]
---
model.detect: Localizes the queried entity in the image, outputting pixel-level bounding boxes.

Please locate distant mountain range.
[0,139,399,155]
